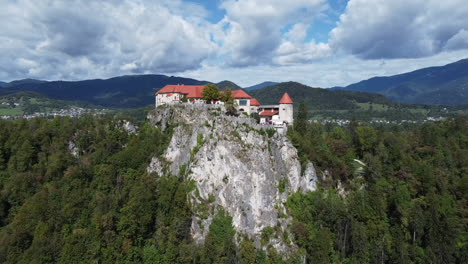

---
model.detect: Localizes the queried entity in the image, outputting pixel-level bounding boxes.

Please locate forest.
[0,112,466,263]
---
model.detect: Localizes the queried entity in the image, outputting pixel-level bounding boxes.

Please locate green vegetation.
[220,88,237,115]
[0,116,267,263]
[0,92,104,115]
[215,80,242,91]
[0,75,209,108]
[201,209,236,263]
[0,108,23,116]
[287,116,468,263]
[0,112,466,263]
[278,178,287,193]
[202,84,220,103]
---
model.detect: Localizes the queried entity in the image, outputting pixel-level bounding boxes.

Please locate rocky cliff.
[147,104,317,252]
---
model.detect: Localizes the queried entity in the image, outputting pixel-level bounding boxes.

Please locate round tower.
[278,92,294,124]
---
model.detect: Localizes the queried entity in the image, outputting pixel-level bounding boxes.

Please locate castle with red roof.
[155,84,293,127]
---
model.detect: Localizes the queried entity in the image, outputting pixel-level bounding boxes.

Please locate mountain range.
[0,75,209,107]
[333,58,468,105]
[249,81,394,110]
[215,80,242,90]
[1,58,467,108]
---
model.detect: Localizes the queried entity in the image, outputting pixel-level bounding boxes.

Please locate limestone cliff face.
[147,105,316,251]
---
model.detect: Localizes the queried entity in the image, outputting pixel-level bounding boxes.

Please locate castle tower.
[278,92,294,124]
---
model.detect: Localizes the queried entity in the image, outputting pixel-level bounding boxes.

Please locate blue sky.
[0,0,467,87]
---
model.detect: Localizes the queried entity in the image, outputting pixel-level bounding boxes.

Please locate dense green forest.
[0,113,466,263]
[288,107,468,263]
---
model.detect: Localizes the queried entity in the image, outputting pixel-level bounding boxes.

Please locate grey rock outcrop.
[147,105,317,252]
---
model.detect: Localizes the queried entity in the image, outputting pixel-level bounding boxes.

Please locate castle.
[155,84,294,128]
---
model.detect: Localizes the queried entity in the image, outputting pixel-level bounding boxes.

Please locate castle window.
[239,99,247,106]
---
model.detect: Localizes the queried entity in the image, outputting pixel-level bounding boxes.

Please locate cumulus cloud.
[330,0,468,59]
[1,0,467,83]
[445,29,468,50]
[183,49,468,88]
[218,0,328,66]
[0,0,217,80]
[274,23,331,65]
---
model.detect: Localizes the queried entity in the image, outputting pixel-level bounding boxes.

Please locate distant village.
[314,117,448,126]
[0,107,107,120]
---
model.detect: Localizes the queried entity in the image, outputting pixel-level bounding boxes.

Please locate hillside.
[0,75,209,107]
[250,81,467,120]
[245,81,279,91]
[0,92,103,116]
[336,58,468,105]
[215,80,242,90]
[251,81,394,109]
[2,78,47,88]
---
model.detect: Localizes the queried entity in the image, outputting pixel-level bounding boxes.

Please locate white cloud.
[218,0,327,66]
[0,0,467,85]
[285,23,310,43]
[181,50,468,88]
[330,0,468,59]
[0,0,218,81]
[274,23,332,65]
[445,29,468,50]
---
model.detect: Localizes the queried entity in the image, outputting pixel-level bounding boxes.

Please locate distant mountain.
[336,58,468,105]
[0,81,6,88]
[250,81,461,120]
[245,81,278,91]
[250,81,394,110]
[1,75,209,107]
[4,79,47,87]
[216,80,242,90]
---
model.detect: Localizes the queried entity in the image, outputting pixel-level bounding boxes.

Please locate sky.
[1,0,467,88]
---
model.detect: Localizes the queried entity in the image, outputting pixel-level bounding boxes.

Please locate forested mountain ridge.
[335,58,468,105]
[0,75,209,107]
[215,80,242,90]
[245,81,279,91]
[1,79,47,88]
[251,81,394,109]
[0,106,466,263]
[249,81,466,120]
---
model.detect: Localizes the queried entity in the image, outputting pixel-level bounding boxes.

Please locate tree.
[221,88,237,115]
[202,84,220,103]
[295,102,308,133]
[202,209,236,263]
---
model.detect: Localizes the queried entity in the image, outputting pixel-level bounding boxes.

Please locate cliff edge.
[147,104,316,252]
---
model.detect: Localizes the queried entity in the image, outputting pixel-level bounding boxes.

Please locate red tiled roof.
[279,92,293,104]
[232,89,252,99]
[250,98,261,106]
[156,85,206,98]
[259,110,279,117]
